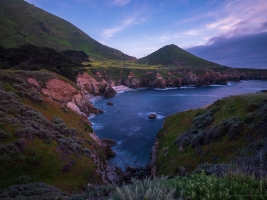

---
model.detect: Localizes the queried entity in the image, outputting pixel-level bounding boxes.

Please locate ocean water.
[89,80,267,170]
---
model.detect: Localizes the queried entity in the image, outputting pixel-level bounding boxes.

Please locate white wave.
[180,86,196,89]
[88,114,96,120]
[154,87,178,90]
[161,94,217,97]
[209,84,225,87]
[90,96,103,103]
[91,122,104,130]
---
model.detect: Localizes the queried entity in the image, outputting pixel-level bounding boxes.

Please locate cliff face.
[0,70,122,191]
[85,68,251,90]
[151,92,267,177]
[40,78,103,116]
[76,72,116,97]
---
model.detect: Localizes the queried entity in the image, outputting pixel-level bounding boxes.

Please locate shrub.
[16,127,37,140]
[0,182,67,200]
[167,172,267,200]
[109,177,176,200]
[0,129,11,141]
[192,110,214,129]
[14,138,27,152]
[52,116,65,125]
[192,163,230,177]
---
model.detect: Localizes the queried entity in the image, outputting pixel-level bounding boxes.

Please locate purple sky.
[24,0,267,68]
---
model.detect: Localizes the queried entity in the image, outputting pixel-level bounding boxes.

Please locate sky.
[24,0,267,69]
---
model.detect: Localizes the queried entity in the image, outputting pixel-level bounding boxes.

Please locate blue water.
[89,81,267,170]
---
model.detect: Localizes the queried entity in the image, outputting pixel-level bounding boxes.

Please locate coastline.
[112,85,134,93]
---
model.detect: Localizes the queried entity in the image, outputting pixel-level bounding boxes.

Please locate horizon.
[24,0,267,69]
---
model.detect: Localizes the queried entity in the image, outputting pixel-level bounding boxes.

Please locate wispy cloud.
[180,0,267,44]
[183,30,200,36]
[206,0,267,43]
[102,6,148,38]
[113,0,131,6]
[159,34,170,42]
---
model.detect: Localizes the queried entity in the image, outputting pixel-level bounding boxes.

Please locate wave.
[180,86,196,89]
[90,122,104,130]
[161,94,217,97]
[154,87,178,91]
[209,84,225,87]
[90,96,103,103]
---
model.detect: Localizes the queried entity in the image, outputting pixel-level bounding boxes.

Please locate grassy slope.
[137,44,223,68]
[155,92,267,175]
[0,0,132,60]
[0,70,105,192]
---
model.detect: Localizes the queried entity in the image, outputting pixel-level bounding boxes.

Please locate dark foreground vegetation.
[0,44,89,81]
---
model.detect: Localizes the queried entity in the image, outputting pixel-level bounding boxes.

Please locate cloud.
[113,0,131,6]
[102,6,147,38]
[159,35,170,42]
[186,32,267,69]
[103,27,123,38]
[183,30,200,36]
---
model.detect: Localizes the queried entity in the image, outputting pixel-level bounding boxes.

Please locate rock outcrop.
[41,78,102,116]
[104,85,117,97]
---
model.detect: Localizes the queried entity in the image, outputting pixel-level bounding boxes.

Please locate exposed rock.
[149,114,157,119]
[76,72,110,95]
[42,78,102,116]
[104,85,117,97]
[101,138,117,146]
[126,166,137,174]
[107,102,114,105]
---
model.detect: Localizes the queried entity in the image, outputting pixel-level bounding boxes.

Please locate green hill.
[0,0,133,60]
[0,70,108,192]
[154,92,267,176]
[137,44,222,68]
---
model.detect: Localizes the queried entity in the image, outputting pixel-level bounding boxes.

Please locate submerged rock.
[149,114,157,119]
[107,102,114,105]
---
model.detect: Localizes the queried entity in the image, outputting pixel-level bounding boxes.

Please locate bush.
[167,172,267,200]
[109,177,176,200]
[0,129,11,141]
[0,182,67,200]
[192,163,230,177]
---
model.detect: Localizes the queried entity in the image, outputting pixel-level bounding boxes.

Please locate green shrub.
[0,182,67,200]
[109,177,176,200]
[167,172,267,200]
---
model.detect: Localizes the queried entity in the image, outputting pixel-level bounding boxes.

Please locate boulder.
[149,114,157,119]
[104,86,117,97]
[126,166,137,174]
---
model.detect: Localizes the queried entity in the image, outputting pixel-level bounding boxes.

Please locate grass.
[0,70,106,192]
[155,92,267,176]
[0,0,132,60]
[167,172,267,199]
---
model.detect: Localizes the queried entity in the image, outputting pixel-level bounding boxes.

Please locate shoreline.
[112,85,134,93]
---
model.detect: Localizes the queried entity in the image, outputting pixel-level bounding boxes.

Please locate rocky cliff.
[0,70,123,191]
[83,67,259,91]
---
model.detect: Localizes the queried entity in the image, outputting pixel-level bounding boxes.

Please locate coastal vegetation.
[0,70,107,192]
[0,0,133,60]
[1,0,267,199]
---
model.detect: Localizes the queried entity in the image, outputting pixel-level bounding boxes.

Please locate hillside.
[153,92,267,177]
[0,70,118,192]
[137,44,222,68]
[0,44,89,81]
[0,0,134,60]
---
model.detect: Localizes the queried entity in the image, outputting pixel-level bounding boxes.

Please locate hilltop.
[0,0,134,60]
[137,44,222,68]
[152,92,267,177]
